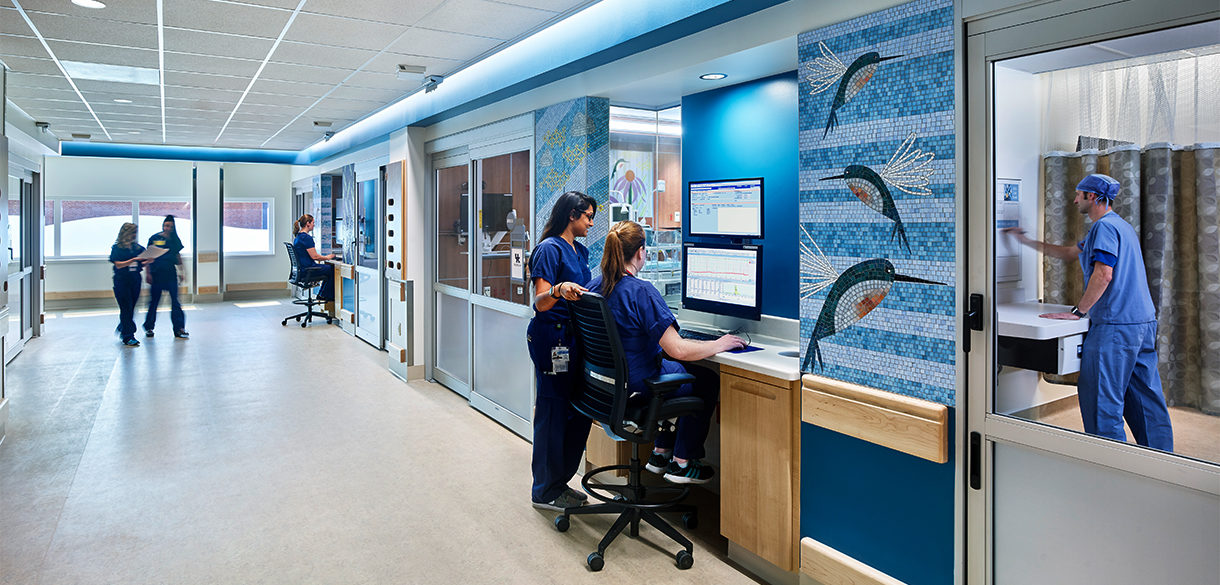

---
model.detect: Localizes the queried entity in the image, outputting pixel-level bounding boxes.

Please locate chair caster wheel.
[281,320,288,326]
[587,552,604,572]
[682,512,698,529]
[553,515,569,532]
[300,322,307,328]
[676,550,694,570]
[326,318,333,324]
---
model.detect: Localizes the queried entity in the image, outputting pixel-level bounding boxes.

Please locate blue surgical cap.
[1076,174,1120,201]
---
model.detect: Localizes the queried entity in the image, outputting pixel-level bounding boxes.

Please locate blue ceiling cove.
[60,0,787,166]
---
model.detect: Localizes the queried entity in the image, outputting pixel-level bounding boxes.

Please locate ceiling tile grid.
[2,0,598,150]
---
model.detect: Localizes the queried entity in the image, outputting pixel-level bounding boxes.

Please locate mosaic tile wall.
[798,0,956,406]
[534,97,611,274]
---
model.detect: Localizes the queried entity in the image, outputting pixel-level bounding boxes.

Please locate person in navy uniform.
[109,223,146,347]
[527,191,597,511]
[588,221,745,484]
[1006,173,1173,451]
[143,214,189,339]
[291,214,336,302]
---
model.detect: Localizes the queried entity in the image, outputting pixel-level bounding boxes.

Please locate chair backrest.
[568,292,638,441]
[284,242,301,282]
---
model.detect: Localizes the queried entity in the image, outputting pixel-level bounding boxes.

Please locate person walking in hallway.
[109,223,146,347]
[1005,173,1173,451]
[527,191,597,511]
[143,214,189,339]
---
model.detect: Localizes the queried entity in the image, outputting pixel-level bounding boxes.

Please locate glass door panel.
[433,161,472,396]
[474,151,530,305]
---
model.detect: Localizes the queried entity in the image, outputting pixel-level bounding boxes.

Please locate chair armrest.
[644,373,695,394]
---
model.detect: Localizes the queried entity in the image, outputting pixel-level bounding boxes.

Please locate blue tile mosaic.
[534,97,610,274]
[798,0,956,406]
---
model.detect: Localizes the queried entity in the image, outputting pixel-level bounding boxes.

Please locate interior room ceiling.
[0,0,597,151]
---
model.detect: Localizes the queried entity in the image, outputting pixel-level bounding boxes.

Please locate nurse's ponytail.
[598,221,644,297]
[293,214,314,236]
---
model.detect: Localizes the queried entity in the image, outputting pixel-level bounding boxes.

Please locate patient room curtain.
[1042,144,1220,414]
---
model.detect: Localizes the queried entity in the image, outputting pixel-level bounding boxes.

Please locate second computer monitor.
[688,178,763,238]
[681,243,762,320]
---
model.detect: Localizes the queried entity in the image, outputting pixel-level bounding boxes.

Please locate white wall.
[994,65,1044,304]
[222,162,292,286]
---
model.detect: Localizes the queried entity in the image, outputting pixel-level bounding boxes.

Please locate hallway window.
[138,201,193,254]
[223,199,273,254]
[58,200,132,257]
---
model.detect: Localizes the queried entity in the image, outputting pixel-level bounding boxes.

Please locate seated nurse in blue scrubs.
[292,214,336,302]
[588,221,745,484]
[528,191,597,511]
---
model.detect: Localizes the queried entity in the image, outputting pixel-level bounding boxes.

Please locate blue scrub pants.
[651,359,719,461]
[113,274,141,342]
[300,266,335,301]
[527,319,592,503]
[144,273,186,334]
[1078,321,1174,451]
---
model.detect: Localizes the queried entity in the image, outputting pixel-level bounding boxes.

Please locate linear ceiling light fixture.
[71,0,106,8]
[11,0,112,140]
[214,0,309,144]
[157,0,166,143]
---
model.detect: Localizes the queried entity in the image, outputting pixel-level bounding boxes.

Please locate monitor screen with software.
[688,178,763,238]
[681,243,762,320]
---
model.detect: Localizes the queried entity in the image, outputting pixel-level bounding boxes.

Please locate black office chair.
[282,242,333,328]
[557,292,702,571]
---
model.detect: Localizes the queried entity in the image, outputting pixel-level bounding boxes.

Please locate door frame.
[429,149,474,396]
[963,1,1220,582]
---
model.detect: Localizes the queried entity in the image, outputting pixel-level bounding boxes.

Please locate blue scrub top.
[109,243,145,277]
[530,236,591,326]
[587,273,675,394]
[1077,211,1155,324]
[294,232,319,269]
[146,232,183,277]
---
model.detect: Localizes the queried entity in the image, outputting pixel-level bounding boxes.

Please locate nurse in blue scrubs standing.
[109,223,145,347]
[1006,173,1173,451]
[588,221,745,483]
[528,191,597,511]
[143,215,189,339]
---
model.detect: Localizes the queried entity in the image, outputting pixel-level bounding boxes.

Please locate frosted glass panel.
[472,304,532,420]
[436,292,469,385]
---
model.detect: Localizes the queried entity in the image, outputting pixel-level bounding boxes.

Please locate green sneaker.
[532,489,586,512]
[663,460,715,484]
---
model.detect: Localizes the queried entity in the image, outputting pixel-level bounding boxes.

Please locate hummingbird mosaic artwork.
[804,40,902,138]
[819,132,936,253]
[800,226,945,372]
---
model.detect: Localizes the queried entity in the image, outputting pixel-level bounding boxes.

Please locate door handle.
[963,293,983,353]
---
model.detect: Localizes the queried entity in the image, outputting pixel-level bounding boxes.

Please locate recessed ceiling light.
[128,131,141,134]
[71,0,106,8]
[699,73,727,81]
[113,98,133,103]
[61,61,159,85]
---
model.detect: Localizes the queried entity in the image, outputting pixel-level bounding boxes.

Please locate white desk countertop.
[705,334,802,381]
[997,301,1090,340]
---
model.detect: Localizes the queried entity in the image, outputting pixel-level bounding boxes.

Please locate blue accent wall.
[681,72,799,319]
[801,414,956,585]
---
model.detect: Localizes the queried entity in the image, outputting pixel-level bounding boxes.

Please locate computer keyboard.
[677,328,718,342]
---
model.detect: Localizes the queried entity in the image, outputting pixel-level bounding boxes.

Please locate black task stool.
[282,242,333,328]
[558,292,701,571]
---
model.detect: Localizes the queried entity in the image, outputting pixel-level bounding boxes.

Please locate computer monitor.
[688,178,763,238]
[681,243,762,320]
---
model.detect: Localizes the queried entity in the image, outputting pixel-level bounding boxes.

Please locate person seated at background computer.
[527,191,597,512]
[589,221,745,484]
[292,214,336,301]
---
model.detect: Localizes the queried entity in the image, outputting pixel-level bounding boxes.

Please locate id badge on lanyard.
[551,345,569,374]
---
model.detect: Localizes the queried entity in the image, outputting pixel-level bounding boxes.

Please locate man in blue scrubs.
[1007,174,1173,451]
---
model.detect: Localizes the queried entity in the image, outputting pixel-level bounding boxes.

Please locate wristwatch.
[550,284,561,299]
[1070,306,1087,318]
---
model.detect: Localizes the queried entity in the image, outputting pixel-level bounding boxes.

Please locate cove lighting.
[699,73,727,80]
[71,0,106,8]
